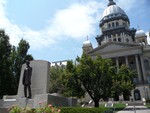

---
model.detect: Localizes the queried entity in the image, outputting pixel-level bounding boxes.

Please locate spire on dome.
[137,25,140,30]
[87,35,89,41]
[108,0,116,6]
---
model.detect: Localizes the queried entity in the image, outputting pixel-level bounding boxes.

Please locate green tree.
[13,39,34,93]
[111,64,135,100]
[0,30,13,98]
[49,66,66,94]
[0,30,34,98]
[63,60,85,98]
[65,54,115,107]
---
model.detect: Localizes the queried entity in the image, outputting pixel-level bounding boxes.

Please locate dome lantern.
[108,0,116,6]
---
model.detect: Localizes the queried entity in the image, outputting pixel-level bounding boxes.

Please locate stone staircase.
[127,100,144,106]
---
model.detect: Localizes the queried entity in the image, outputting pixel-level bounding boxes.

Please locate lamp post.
[133,89,136,113]
[145,86,149,100]
[143,87,147,100]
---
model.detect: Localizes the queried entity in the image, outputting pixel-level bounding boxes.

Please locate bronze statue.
[22,60,32,99]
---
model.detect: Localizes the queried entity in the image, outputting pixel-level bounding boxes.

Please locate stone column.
[125,56,129,66]
[104,36,107,43]
[111,35,113,41]
[120,33,124,42]
[107,36,109,42]
[135,55,142,83]
[116,34,118,42]
[116,57,119,72]
[122,32,125,42]
[140,54,146,83]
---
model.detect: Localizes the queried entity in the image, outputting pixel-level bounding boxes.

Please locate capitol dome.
[100,0,129,26]
[102,4,127,18]
[135,29,147,38]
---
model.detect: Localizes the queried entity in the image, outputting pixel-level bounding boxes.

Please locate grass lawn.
[100,103,126,112]
[114,103,126,111]
[106,103,126,112]
[146,103,150,109]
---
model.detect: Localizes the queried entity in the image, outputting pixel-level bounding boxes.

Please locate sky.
[0,0,150,62]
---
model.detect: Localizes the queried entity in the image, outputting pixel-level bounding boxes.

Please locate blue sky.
[0,0,150,62]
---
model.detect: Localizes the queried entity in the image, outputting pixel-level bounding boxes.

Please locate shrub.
[9,105,22,113]
[9,102,61,113]
[60,107,112,113]
[35,102,61,113]
[9,103,113,113]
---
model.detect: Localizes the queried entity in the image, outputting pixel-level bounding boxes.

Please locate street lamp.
[143,87,147,100]
[145,86,149,100]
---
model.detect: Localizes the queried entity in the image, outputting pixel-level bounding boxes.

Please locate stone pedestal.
[17,60,50,98]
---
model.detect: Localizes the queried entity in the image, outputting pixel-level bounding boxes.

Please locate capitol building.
[82,0,150,101]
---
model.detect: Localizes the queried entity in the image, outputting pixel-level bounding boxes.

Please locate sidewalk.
[117,106,150,113]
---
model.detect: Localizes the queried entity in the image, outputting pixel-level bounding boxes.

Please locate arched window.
[116,22,119,26]
[114,38,116,41]
[126,38,129,42]
[130,61,136,70]
[123,22,126,26]
[144,59,150,70]
[108,23,111,28]
[118,38,121,42]
[112,22,115,27]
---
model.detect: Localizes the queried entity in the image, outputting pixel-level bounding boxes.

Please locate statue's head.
[26,60,30,66]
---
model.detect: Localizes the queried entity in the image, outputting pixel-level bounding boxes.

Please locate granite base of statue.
[0,60,77,112]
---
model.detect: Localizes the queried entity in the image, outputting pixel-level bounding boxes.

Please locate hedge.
[60,107,113,113]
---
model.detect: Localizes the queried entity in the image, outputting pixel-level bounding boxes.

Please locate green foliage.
[64,54,135,107]
[111,65,135,100]
[35,102,61,113]
[63,60,85,98]
[9,105,112,113]
[113,103,126,111]
[60,107,111,113]
[64,54,116,107]
[49,66,66,94]
[9,103,61,113]
[9,105,22,113]
[0,30,13,98]
[0,30,34,98]
[145,103,150,109]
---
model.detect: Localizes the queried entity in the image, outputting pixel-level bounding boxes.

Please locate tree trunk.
[94,99,99,107]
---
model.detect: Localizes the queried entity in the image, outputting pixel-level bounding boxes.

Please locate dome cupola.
[135,29,147,38]
[82,38,93,54]
[100,0,129,28]
[135,29,147,45]
[83,40,92,47]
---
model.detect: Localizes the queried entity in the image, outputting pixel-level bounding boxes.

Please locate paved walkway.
[117,106,150,113]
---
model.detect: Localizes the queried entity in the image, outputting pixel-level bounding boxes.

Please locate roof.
[135,29,147,38]
[102,4,127,18]
[100,0,128,24]
[83,40,92,47]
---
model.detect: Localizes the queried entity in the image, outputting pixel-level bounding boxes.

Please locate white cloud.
[48,1,105,40]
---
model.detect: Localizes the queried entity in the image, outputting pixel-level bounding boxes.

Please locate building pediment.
[88,42,142,58]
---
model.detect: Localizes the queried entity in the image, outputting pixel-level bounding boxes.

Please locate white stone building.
[82,0,150,101]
